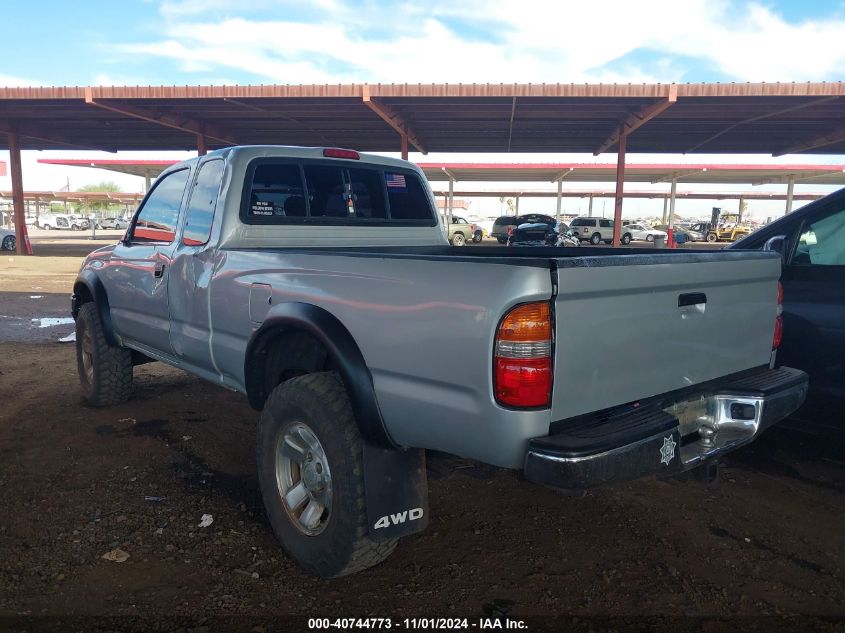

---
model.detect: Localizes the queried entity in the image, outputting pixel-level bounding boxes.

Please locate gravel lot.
[0,245,843,633]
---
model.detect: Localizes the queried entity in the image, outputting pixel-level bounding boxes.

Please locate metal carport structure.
[5,81,845,253]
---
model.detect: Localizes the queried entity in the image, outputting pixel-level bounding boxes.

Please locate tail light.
[494,302,553,408]
[507,226,514,235]
[773,281,783,349]
[323,148,360,160]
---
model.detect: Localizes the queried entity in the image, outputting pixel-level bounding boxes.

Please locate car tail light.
[323,148,360,160]
[773,281,783,349]
[494,302,553,408]
[507,226,514,235]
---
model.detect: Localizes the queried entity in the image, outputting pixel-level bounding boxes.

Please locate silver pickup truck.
[72,146,808,578]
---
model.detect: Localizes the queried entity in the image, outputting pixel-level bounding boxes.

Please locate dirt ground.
[1,251,844,633]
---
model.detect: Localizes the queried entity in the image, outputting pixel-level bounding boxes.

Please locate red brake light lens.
[494,302,553,408]
[323,148,360,160]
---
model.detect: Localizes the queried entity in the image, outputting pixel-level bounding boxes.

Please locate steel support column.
[515,196,520,216]
[447,177,454,226]
[785,175,795,214]
[668,177,678,248]
[7,131,31,255]
[197,134,207,156]
[144,175,152,194]
[662,198,668,224]
[588,196,594,217]
[612,132,627,246]
[556,179,562,220]
[738,196,745,223]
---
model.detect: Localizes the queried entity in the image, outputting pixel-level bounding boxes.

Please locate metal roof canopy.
[428,189,823,201]
[37,158,845,186]
[421,163,845,185]
[4,83,845,155]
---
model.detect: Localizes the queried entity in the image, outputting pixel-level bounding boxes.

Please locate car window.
[793,206,845,266]
[132,168,190,244]
[599,219,612,228]
[453,216,467,224]
[183,159,224,247]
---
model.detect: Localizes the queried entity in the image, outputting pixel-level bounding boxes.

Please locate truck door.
[106,167,191,354]
[168,158,225,370]
[779,201,845,404]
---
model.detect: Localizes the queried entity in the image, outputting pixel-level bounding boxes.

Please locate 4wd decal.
[374,507,424,530]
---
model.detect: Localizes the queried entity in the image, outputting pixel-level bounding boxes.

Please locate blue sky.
[4,0,845,86]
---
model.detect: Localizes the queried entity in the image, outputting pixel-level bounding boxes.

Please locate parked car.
[654,224,704,242]
[621,223,667,243]
[97,216,130,230]
[491,214,558,244]
[72,145,806,578]
[569,216,615,244]
[506,222,558,247]
[441,215,475,246]
[731,190,845,412]
[0,227,15,251]
[40,214,89,230]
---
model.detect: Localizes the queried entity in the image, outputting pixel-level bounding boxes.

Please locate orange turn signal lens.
[497,302,551,342]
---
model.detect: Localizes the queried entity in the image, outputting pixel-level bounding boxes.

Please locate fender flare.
[72,271,118,347]
[244,302,396,448]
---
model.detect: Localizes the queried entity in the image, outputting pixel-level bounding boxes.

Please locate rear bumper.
[524,367,808,489]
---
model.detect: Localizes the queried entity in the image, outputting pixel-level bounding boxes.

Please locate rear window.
[242,159,434,224]
[493,217,516,226]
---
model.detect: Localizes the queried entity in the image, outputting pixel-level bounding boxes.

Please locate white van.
[40,214,89,230]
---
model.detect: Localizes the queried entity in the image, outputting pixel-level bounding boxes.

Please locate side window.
[57,217,68,228]
[793,206,845,266]
[600,219,612,228]
[183,160,224,246]
[133,169,190,243]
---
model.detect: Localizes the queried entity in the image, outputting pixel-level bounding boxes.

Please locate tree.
[75,181,124,214]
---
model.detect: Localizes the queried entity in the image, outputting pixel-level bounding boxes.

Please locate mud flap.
[363,443,429,541]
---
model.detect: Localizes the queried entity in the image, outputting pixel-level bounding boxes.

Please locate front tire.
[75,303,133,406]
[646,234,655,242]
[621,233,632,245]
[257,372,398,578]
[1,235,14,251]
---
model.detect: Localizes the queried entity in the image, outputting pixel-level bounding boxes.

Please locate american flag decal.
[385,173,407,189]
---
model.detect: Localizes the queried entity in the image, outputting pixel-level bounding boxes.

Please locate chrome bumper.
[524,367,808,489]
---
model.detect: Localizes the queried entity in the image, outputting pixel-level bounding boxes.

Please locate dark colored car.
[506,222,558,247]
[730,191,845,417]
[491,214,558,244]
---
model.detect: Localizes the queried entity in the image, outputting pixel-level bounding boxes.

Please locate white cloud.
[0,75,43,87]
[114,0,845,84]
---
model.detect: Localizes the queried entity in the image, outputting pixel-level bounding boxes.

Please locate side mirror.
[763,234,788,265]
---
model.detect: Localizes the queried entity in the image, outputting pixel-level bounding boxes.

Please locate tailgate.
[551,251,781,421]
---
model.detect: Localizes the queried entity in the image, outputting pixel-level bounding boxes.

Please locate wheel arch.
[72,272,118,347]
[245,302,395,448]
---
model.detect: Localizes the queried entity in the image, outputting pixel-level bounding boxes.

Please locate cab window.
[183,160,224,246]
[132,169,191,244]
[794,206,845,266]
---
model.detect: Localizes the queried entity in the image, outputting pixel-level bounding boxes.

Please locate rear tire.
[621,233,632,245]
[496,237,507,244]
[646,234,655,243]
[707,233,718,243]
[257,372,398,578]
[590,233,602,245]
[451,232,466,246]
[75,303,133,406]
[1,235,14,251]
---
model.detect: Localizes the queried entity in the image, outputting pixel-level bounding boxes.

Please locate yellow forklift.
[704,207,752,243]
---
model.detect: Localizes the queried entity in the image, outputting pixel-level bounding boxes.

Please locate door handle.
[154,263,166,278]
[678,292,706,307]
